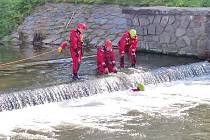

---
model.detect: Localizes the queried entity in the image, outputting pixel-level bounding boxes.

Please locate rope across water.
[0,5,84,68]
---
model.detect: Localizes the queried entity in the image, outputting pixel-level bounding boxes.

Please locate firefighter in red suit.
[97,39,117,74]
[118,29,138,68]
[57,23,87,80]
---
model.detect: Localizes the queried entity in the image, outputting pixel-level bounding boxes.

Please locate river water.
[0,76,210,140]
[0,45,200,90]
[1,46,210,140]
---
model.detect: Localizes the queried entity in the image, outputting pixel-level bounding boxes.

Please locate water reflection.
[0,44,201,91]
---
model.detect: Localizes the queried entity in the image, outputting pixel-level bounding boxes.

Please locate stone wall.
[15,4,210,58]
[16,3,127,47]
[123,7,210,58]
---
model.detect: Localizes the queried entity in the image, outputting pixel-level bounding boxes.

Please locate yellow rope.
[0,48,57,68]
[0,6,87,68]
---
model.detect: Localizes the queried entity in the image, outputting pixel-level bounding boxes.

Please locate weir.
[0,61,210,112]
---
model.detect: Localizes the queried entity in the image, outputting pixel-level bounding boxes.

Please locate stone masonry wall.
[123,7,210,58]
[17,3,127,47]
[15,4,210,58]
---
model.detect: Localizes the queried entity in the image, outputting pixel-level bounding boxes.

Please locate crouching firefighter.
[96,39,118,74]
[57,23,87,80]
[118,29,138,68]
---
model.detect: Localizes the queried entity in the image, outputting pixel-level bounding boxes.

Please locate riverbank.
[1,0,210,39]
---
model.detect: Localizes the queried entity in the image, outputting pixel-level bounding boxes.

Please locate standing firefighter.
[96,39,117,74]
[118,29,138,68]
[57,23,87,80]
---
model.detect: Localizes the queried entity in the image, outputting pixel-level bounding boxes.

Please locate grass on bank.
[55,0,210,7]
[0,0,47,39]
[0,0,210,39]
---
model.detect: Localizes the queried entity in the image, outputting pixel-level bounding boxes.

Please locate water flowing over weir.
[0,61,210,112]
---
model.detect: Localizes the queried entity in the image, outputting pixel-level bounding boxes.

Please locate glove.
[112,61,116,67]
[57,47,62,54]
[102,62,106,68]
[104,68,109,74]
[81,35,84,42]
[131,49,136,56]
[113,66,118,73]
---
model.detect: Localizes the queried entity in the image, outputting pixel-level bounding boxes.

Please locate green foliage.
[202,0,210,7]
[0,0,48,38]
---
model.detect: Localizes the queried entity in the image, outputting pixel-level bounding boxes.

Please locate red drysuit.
[60,29,83,76]
[97,47,117,74]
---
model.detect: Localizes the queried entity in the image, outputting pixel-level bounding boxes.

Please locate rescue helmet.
[129,29,137,38]
[77,23,87,30]
[105,39,112,49]
[137,83,145,91]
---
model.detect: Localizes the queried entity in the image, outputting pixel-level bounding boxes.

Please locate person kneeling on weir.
[132,83,145,92]
[96,39,118,74]
[57,23,87,80]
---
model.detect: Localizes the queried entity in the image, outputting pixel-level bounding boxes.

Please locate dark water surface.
[0,45,200,91]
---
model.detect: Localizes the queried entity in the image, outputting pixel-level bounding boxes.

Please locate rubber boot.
[120,56,124,68]
[72,73,79,80]
[131,55,136,68]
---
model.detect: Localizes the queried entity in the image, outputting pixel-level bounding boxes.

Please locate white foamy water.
[1,75,210,139]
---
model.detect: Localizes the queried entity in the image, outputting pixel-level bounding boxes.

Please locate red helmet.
[77,23,87,30]
[105,39,112,49]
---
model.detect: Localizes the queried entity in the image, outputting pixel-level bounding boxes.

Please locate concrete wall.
[123,7,210,58]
